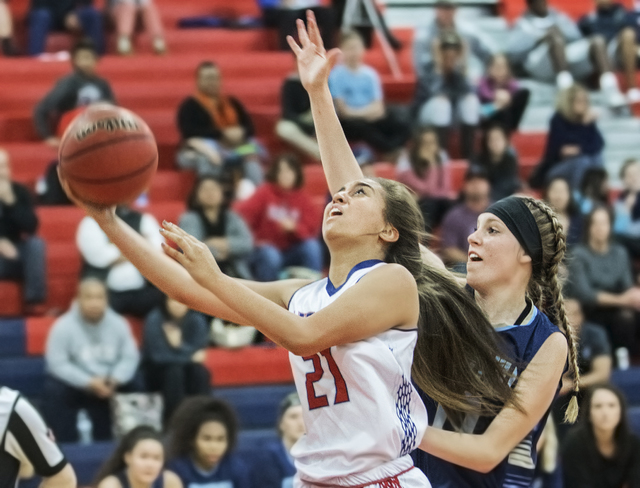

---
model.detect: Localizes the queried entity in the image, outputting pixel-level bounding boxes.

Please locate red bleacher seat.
[148,171,195,203]
[0,282,22,317]
[205,346,293,386]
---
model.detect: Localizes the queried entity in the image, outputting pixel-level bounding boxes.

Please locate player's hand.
[160,220,223,288]
[287,10,341,94]
[57,166,116,224]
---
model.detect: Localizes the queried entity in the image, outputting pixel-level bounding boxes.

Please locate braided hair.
[522,197,580,423]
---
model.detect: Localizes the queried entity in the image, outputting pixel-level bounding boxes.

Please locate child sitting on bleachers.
[95,426,182,488]
[167,397,251,488]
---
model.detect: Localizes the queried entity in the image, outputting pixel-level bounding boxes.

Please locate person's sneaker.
[556,71,574,90]
[628,88,640,104]
[153,37,166,55]
[117,36,132,55]
[606,89,628,108]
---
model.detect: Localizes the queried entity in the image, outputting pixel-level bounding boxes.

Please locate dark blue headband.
[485,197,543,274]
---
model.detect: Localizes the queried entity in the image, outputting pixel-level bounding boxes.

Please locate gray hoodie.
[45,303,140,389]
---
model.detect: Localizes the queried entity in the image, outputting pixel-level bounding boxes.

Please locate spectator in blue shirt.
[579,0,640,103]
[329,30,410,154]
[251,392,304,488]
[167,397,250,488]
[530,84,605,190]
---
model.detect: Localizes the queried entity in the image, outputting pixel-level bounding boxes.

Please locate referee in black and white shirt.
[0,386,76,488]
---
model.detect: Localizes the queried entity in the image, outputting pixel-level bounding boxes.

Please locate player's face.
[194,421,229,470]
[546,178,571,213]
[279,405,305,445]
[590,388,621,434]
[466,213,532,293]
[78,281,108,323]
[322,179,389,243]
[125,439,164,485]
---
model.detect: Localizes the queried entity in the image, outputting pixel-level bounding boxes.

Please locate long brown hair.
[375,178,518,418]
[521,197,581,423]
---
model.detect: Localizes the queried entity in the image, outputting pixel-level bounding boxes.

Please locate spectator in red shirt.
[236,154,322,282]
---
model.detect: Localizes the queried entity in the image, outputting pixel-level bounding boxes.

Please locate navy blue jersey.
[413,302,565,488]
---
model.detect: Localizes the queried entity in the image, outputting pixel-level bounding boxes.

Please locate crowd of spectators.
[3,0,640,485]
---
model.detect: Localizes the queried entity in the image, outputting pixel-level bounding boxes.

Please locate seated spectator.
[575,167,610,215]
[179,177,253,279]
[0,0,17,55]
[252,392,303,488]
[259,0,335,50]
[579,0,640,103]
[562,384,640,488]
[554,299,612,440]
[33,39,115,148]
[395,127,453,231]
[439,171,491,268]
[176,61,263,186]
[43,278,140,442]
[543,176,583,247]
[530,84,605,190]
[167,397,250,488]
[477,54,531,133]
[28,0,104,56]
[470,123,520,201]
[77,205,164,317]
[566,205,640,356]
[614,158,640,258]
[506,0,626,107]
[0,149,46,310]
[95,426,182,488]
[276,60,321,161]
[413,31,479,159]
[329,30,410,155]
[236,154,322,282]
[109,0,166,55]
[142,296,211,424]
[412,0,494,80]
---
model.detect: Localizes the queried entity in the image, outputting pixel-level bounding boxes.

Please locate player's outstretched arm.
[418,332,567,473]
[288,11,363,195]
[160,221,419,355]
[59,174,304,324]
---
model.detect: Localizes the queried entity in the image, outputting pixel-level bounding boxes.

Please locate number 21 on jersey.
[303,348,350,410]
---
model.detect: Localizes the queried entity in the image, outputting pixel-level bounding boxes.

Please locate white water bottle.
[616,347,630,371]
[77,409,93,445]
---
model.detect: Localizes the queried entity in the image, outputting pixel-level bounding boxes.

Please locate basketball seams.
[61,133,155,162]
[64,155,158,185]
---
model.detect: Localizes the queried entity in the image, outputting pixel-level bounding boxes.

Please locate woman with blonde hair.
[530,84,604,190]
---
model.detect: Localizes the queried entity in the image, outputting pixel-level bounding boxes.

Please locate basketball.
[58,104,158,205]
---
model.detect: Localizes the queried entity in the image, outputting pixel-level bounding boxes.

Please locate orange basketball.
[58,104,158,205]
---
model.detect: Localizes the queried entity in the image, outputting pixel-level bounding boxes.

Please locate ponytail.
[376,178,519,419]
[523,197,580,423]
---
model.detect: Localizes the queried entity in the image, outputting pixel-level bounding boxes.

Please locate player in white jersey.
[60,13,518,487]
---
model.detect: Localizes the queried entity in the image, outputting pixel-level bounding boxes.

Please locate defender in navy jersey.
[414,301,564,487]
[415,196,580,488]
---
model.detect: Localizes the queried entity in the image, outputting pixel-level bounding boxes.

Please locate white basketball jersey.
[287,260,428,485]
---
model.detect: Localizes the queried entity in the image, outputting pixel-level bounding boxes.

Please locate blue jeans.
[546,154,604,190]
[28,7,105,56]
[0,236,46,304]
[251,239,322,282]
